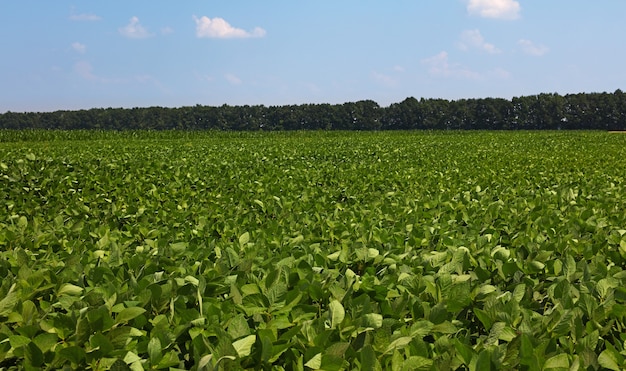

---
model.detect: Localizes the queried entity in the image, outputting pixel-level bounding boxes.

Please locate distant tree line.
[1,90,625,130]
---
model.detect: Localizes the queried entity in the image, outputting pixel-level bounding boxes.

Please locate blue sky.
[1,1,625,112]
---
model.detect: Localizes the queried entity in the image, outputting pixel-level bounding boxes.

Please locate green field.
[1,131,626,370]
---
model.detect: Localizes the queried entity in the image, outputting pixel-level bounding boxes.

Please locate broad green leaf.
[197,355,212,370]
[184,275,200,286]
[239,232,250,246]
[33,333,58,353]
[363,313,383,329]
[58,346,86,364]
[0,283,19,316]
[360,345,379,371]
[543,353,570,369]
[327,251,341,261]
[512,284,526,303]
[9,335,31,348]
[148,337,162,365]
[473,307,493,330]
[90,332,113,356]
[305,353,322,369]
[25,342,44,367]
[123,351,142,364]
[115,307,146,324]
[384,336,414,354]
[228,314,251,339]
[58,283,84,296]
[232,335,256,358]
[403,356,433,371]
[598,346,623,370]
[474,349,492,371]
[328,300,345,329]
[170,242,188,254]
[367,248,380,259]
[110,359,132,371]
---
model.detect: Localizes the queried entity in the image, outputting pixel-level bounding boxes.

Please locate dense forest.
[1,90,625,130]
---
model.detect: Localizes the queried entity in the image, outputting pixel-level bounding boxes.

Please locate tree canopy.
[1,91,625,130]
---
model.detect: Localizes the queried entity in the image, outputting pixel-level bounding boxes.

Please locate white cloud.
[422,51,480,79]
[225,73,242,85]
[518,39,549,56]
[161,27,174,35]
[69,13,101,21]
[193,16,266,39]
[458,29,500,54]
[467,0,521,20]
[393,65,406,72]
[119,16,153,39]
[71,42,86,54]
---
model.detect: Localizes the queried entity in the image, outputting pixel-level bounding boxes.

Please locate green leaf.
[598,346,623,371]
[123,351,142,364]
[25,342,44,367]
[227,314,251,339]
[305,352,322,369]
[473,307,493,330]
[90,332,113,356]
[9,334,31,348]
[33,332,58,353]
[403,356,433,371]
[239,232,250,246]
[197,354,212,370]
[170,242,188,254]
[384,336,414,355]
[363,313,383,329]
[110,359,132,371]
[360,345,379,371]
[58,283,84,296]
[115,307,146,324]
[58,346,86,364]
[232,335,256,358]
[475,348,492,371]
[0,283,19,316]
[328,299,345,329]
[148,337,162,365]
[543,353,570,369]
[512,284,526,303]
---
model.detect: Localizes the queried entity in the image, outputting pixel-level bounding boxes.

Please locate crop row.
[1,131,626,370]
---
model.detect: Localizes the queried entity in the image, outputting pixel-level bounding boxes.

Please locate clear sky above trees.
[1,1,625,112]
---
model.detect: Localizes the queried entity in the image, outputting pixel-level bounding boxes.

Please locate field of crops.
[1,130,626,370]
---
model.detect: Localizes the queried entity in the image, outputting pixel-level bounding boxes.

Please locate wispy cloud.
[69,13,101,21]
[193,16,266,39]
[372,72,397,87]
[466,0,521,20]
[119,16,153,39]
[518,39,549,56]
[422,51,480,79]
[74,61,164,90]
[372,65,405,87]
[71,42,86,54]
[458,29,500,54]
[225,73,242,85]
[74,61,95,80]
[161,27,174,35]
